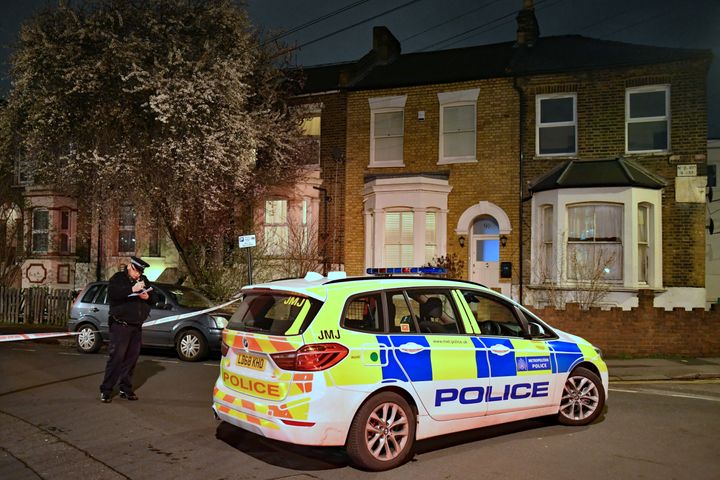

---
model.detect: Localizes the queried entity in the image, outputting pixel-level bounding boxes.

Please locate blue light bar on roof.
[366,267,448,275]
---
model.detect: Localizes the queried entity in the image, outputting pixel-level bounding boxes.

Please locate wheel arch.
[344,385,420,446]
[572,361,601,378]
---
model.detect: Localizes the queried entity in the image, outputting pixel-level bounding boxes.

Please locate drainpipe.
[513,77,525,305]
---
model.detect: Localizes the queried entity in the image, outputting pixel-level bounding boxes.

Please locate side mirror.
[155,302,172,310]
[527,323,543,337]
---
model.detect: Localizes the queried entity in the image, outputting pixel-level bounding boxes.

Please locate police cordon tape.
[0,296,242,343]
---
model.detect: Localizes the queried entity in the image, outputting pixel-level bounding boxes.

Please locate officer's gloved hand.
[132,281,146,293]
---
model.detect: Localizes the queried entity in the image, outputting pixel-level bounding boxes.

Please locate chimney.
[516,0,540,47]
[372,26,401,64]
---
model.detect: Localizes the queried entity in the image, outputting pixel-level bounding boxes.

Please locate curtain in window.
[264,200,288,255]
[425,212,437,264]
[567,204,622,281]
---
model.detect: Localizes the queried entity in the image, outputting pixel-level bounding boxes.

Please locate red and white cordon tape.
[0,296,242,343]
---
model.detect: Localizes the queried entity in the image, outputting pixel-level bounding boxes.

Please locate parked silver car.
[68,282,228,361]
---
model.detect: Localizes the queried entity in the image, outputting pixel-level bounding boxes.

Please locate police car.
[212,269,607,471]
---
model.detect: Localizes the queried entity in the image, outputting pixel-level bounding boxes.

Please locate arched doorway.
[470,215,500,287]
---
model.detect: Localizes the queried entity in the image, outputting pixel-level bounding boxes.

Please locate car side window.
[385,290,419,334]
[462,290,522,337]
[153,292,167,308]
[81,284,101,303]
[96,285,109,305]
[342,293,385,333]
[406,290,461,334]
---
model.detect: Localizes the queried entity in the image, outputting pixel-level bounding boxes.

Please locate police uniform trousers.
[100,321,143,394]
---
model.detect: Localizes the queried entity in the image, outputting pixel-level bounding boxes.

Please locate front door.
[470,215,500,289]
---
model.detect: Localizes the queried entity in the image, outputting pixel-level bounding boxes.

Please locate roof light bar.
[366,267,447,275]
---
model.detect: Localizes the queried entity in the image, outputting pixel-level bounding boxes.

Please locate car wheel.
[558,367,605,426]
[346,391,416,471]
[175,329,208,362]
[76,323,101,353]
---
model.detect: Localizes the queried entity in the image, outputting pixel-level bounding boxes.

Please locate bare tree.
[1,0,308,296]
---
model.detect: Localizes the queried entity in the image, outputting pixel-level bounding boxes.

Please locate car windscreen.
[163,287,213,309]
[227,291,322,335]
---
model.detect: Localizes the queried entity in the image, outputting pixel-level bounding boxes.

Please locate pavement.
[1,323,720,382]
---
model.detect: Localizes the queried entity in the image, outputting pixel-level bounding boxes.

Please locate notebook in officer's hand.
[128,287,153,297]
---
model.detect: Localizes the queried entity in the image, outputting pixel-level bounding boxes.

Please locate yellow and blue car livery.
[212,271,608,470]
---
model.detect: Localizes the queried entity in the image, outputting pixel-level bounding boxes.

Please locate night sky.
[1,0,718,136]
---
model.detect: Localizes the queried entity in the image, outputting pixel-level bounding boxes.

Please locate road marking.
[609,387,720,402]
[11,348,36,352]
[203,363,219,367]
[58,352,84,356]
[151,359,179,364]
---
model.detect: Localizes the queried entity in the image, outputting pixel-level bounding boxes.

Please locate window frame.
[566,202,624,283]
[535,93,577,157]
[369,95,407,168]
[383,210,415,266]
[31,208,49,254]
[263,198,289,256]
[117,205,137,255]
[625,85,670,154]
[437,88,479,165]
[301,110,321,165]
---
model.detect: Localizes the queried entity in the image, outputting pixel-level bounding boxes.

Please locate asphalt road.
[1,342,719,480]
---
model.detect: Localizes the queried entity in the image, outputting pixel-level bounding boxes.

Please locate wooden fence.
[0,286,75,326]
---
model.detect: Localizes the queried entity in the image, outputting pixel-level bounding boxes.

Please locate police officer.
[99,256,153,403]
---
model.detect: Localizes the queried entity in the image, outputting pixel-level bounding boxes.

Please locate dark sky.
[2,0,719,136]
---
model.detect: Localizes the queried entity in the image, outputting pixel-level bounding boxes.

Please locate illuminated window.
[384,211,413,265]
[264,199,288,255]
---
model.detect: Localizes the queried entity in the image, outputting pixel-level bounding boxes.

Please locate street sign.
[238,235,256,248]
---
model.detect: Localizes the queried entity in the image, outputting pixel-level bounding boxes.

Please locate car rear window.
[227,291,322,335]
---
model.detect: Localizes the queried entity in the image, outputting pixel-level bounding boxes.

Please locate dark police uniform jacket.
[108,269,154,326]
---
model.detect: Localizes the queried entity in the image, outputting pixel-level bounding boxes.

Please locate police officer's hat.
[129,256,150,273]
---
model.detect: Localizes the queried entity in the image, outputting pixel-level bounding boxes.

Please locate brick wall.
[344,79,520,277]
[520,59,711,289]
[530,291,720,357]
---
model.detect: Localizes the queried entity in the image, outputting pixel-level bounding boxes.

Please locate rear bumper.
[212,378,359,446]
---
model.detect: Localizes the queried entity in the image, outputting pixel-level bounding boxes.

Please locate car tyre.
[558,367,605,426]
[175,329,208,362]
[76,323,102,354]
[346,391,416,471]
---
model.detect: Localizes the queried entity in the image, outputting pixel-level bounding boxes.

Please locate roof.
[300,35,711,93]
[528,157,668,193]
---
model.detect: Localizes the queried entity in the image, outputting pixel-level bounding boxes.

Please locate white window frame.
[117,205,136,255]
[369,95,407,168]
[530,188,662,291]
[438,88,479,164]
[536,93,577,156]
[566,203,624,283]
[625,85,670,154]
[264,199,289,256]
[31,208,49,254]
[363,176,451,269]
[539,204,554,282]
[637,203,651,285]
[384,210,415,266]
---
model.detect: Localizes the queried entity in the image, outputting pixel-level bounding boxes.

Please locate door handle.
[90,307,99,312]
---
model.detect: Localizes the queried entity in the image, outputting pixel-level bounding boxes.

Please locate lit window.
[626,86,669,152]
[32,208,49,253]
[301,114,321,164]
[118,205,136,254]
[537,94,576,155]
[425,212,437,264]
[384,211,414,265]
[567,204,623,282]
[264,199,288,255]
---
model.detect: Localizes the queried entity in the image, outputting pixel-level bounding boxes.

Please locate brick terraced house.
[298,1,712,309]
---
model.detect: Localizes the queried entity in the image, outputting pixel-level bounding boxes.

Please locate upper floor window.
[264,199,288,255]
[118,205,136,254]
[536,94,576,156]
[626,85,670,153]
[301,112,321,165]
[438,88,478,164]
[567,204,623,282]
[369,95,406,167]
[31,208,49,253]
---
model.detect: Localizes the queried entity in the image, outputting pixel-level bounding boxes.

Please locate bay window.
[567,204,623,282]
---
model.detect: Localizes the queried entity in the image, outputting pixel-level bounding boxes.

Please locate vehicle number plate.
[236,353,265,371]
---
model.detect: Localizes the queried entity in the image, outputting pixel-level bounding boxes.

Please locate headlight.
[593,346,603,358]
[211,315,228,329]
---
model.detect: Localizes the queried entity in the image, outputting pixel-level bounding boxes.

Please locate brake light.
[221,340,229,357]
[270,343,349,371]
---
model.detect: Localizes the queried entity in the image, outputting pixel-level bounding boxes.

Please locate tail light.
[221,340,229,357]
[270,343,349,371]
